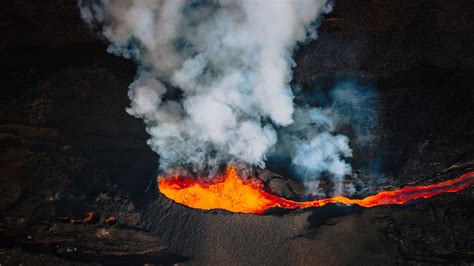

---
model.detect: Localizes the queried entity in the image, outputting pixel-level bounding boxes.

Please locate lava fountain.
[159,167,474,214]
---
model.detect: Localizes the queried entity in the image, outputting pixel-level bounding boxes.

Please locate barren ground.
[1,0,473,264]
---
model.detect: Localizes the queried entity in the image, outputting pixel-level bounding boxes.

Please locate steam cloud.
[79,0,357,185]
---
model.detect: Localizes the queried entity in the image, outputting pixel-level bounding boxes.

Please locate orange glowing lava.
[159,167,474,214]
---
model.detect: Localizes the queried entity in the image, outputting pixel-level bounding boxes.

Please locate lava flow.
[159,167,474,214]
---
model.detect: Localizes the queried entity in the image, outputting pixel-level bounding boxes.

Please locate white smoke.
[78,0,355,185]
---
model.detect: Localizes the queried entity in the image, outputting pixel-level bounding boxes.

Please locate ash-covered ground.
[1,0,473,265]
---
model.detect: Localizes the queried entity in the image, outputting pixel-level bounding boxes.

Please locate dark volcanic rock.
[18,224,169,258]
[1,0,473,265]
[294,0,474,79]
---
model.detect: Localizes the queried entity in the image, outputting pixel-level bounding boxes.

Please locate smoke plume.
[78,0,361,185]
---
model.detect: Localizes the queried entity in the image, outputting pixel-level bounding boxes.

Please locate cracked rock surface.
[1,0,473,264]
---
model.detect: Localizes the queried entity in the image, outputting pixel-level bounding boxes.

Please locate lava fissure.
[159,167,474,214]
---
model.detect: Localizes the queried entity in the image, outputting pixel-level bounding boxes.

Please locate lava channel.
[159,167,474,214]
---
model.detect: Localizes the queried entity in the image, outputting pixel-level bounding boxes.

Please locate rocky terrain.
[1,0,473,265]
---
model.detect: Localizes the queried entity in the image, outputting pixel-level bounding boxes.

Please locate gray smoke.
[78,0,358,185]
[269,79,379,195]
[271,106,352,178]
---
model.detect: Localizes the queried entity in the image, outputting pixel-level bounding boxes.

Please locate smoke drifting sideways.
[79,0,377,194]
[265,78,380,196]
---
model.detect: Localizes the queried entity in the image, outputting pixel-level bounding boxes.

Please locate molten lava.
[159,167,474,214]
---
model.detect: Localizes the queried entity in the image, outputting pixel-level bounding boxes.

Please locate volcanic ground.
[1,0,474,265]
